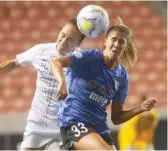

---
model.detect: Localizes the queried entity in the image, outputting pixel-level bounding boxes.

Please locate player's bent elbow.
[51,59,60,68]
[111,120,118,125]
[51,59,57,66]
[0,59,20,73]
[52,59,63,66]
[111,117,121,125]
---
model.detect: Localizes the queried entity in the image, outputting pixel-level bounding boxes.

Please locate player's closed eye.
[111,37,116,42]
[111,37,126,45]
[119,39,126,44]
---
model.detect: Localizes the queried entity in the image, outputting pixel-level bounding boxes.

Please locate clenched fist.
[140,98,156,112]
[56,82,68,100]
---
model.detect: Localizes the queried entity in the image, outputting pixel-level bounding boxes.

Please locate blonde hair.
[105,18,137,67]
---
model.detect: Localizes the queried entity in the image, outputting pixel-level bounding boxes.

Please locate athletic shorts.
[20,119,62,149]
[60,122,115,150]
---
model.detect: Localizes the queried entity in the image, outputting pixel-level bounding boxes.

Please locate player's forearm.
[112,106,143,125]
[51,60,66,84]
[0,59,20,73]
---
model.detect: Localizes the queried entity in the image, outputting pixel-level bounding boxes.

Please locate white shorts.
[20,119,62,149]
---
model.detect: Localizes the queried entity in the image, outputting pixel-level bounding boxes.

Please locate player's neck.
[104,56,118,69]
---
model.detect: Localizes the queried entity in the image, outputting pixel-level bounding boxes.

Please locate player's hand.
[140,98,156,112]
[56,82,68,100]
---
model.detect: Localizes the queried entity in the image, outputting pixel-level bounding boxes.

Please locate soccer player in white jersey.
[0,19,85,150]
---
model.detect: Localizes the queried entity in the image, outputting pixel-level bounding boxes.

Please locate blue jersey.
[58,49,129,134]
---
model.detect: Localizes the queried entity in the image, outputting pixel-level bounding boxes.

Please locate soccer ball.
[77,5,110,38]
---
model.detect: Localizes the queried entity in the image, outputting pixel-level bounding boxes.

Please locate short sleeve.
[16,44,40,66]
[68,49,100,67]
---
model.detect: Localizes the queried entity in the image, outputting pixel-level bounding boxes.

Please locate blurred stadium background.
[0,1,167,150]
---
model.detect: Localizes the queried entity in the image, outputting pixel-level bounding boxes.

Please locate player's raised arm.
[51,56,72,100]
[0,59,21,73]
[0,44,40,74]
[111,98,156,125]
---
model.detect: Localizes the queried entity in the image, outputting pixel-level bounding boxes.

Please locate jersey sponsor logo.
[89,92,108,106]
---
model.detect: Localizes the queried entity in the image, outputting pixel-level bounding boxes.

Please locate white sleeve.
[16,44,40,66]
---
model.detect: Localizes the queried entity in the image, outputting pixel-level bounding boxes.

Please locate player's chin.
[58,47,67,53]
[109,54,117,60]
[61,47,74,53]
[57,45,63,52]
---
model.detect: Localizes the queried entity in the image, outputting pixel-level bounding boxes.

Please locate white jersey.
[16,43,68,126]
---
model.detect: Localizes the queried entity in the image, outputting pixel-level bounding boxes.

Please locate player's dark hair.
[67,19,86,44]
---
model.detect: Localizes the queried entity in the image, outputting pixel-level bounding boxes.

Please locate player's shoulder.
[34,43,56,49]
[141,109,159,119]
[71,48,101,58]
[86,48,101,54]
[30,43,56,55]
[81,48,102,57]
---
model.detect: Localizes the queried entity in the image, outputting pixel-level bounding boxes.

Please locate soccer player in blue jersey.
[51,24,156,150]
